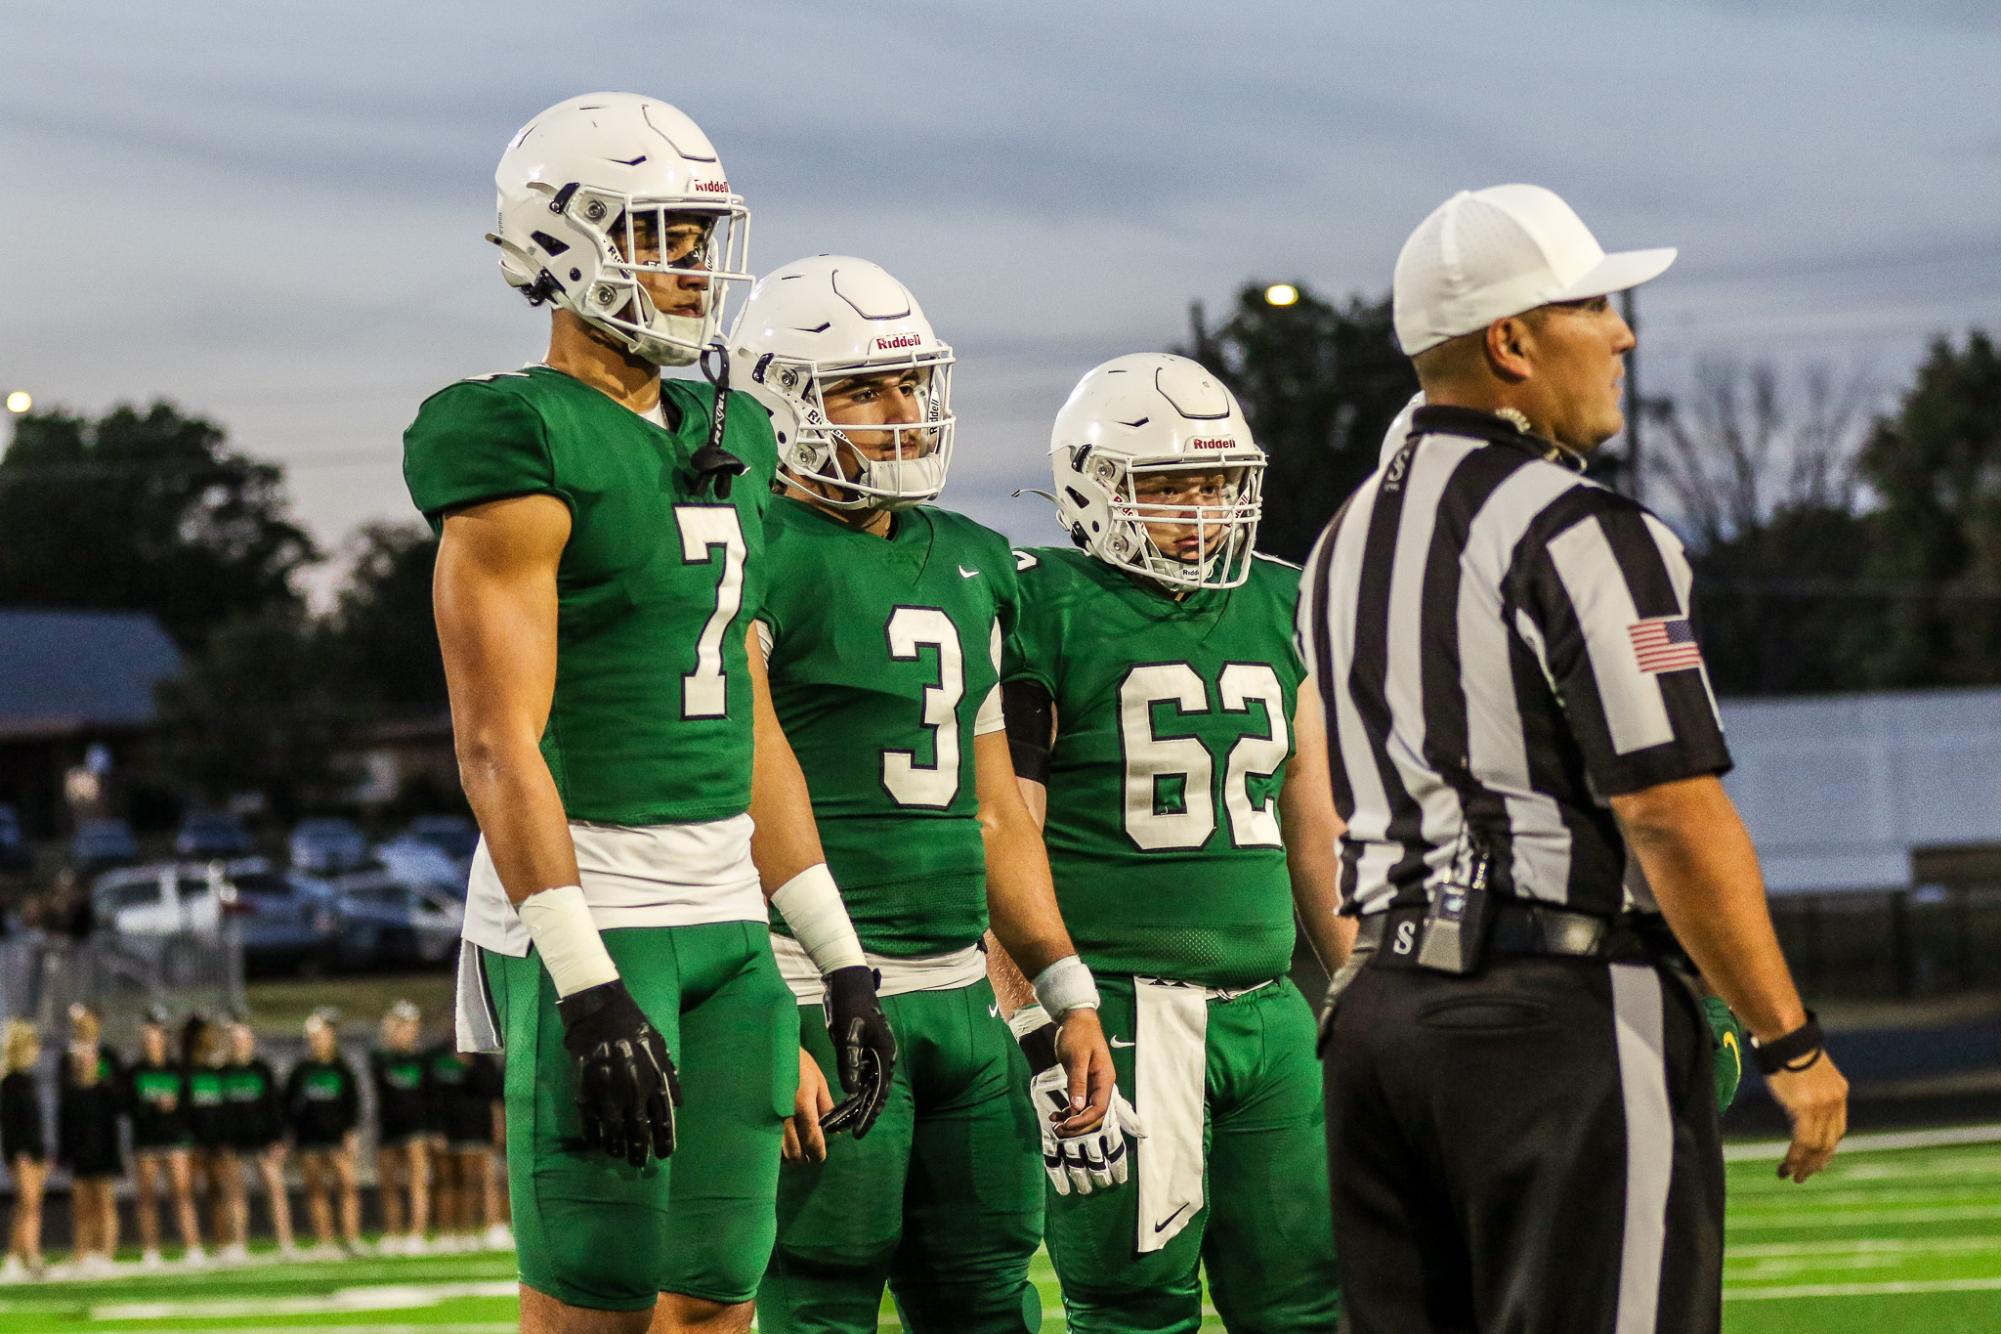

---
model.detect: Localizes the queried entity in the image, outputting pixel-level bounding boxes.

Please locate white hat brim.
[1548,246,1677,303]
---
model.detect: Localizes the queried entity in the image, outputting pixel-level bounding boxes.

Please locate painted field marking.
[1727,1275,2001,1301]
[1728,1235,2001,1259]
[1728,1185,2001,1208]
[93,1280,517,1321]
[1724,1123,2001,1163]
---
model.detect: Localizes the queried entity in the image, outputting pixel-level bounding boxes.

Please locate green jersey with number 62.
[1005,546,1305,988]
[759,500,1018,957]
[402,365,778,827]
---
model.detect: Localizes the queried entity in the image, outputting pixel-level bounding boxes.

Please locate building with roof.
[0,608,181,837]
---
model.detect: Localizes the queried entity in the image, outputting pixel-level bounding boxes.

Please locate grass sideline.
[243,971,456,1037]
[2,1126,1998,1331]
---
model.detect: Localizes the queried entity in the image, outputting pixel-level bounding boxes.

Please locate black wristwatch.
[1750,1011,1824,1075]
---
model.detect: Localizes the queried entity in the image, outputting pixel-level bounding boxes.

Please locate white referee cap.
[1392,184,1676,356]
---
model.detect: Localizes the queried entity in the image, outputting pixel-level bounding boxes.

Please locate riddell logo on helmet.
[875,333,923,351]
[1188,437,1237,450]
[691,179,730,194]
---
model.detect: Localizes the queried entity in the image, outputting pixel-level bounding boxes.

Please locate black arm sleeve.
[1002,679,1054,784]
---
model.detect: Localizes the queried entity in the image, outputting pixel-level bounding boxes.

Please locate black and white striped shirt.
[1299,405,1731,919]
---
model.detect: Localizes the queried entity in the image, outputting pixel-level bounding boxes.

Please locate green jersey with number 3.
[759,499,1018,957]
[402,365,777,826]
[1005,546,1305,988]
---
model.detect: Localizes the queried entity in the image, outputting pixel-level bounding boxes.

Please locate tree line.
[1,296,1996,808]
[1179,283,2001,698]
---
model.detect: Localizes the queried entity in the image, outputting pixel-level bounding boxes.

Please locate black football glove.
[555,979,680,1168]
[818,965,896,1140]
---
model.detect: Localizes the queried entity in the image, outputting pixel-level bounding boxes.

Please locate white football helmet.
[1049,353,1266,590]
[489,93,751,367]
[729,255,955,512]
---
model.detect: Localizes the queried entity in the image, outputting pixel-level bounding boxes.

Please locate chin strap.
[693,341,749,498]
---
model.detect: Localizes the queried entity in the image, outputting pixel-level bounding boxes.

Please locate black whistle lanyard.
[692,340,748,499]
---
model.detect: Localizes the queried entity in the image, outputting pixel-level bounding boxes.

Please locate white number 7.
[676,506,746,719]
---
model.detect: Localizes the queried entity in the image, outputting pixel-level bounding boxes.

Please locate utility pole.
[1623,288,1643,504]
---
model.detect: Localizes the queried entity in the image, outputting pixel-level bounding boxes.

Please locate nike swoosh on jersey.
[988,1005,1000,1018]
[1154,1202,1192,1233]
[1110,1037,1136,1048]
[957,565,981,579]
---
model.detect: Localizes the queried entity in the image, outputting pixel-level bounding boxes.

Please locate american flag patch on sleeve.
[1628,615,1704,674]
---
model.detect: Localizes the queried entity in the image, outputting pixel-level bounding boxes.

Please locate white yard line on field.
[1729,1185,2001,1208]
[1728,1235,2001,1258]
[92,1281,518,1321]
[1730,1155,2001,1191]
[1723,1123,2001,1163]
[1726,1275,2001,1301]
[99,1327,516,1334]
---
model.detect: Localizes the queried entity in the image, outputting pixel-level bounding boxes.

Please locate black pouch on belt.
[1416,838,1494,975]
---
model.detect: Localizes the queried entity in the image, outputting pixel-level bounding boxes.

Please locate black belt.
[1357,900,1679,968]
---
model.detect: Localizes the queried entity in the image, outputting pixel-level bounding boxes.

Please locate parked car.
[93,859,338,975]
[89,863,226,985]
[92,863,224,936]
[0,804,31,872]
[406,815,478,863]
[214,859,342,973]
[174,811,253,860]
[289,817,371,875]
[71,818,139,869]
[372,835,465,896]
[328,876,463,970]
[376,814,478,897]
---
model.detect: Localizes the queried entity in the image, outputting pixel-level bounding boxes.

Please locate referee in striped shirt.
[1302,185,1849,1333]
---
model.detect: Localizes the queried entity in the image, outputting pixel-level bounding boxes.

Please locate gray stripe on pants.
[1611,962,1671,1333]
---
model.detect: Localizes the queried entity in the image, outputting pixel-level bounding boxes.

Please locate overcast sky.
[3,0,1997,597]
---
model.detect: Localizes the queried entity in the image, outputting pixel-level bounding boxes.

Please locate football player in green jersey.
[998,353,1350,1333]
[403,94,894,1334]
[729,255,1118,1334]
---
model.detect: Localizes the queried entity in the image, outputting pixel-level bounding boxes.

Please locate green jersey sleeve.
[403,378,568,528]
[1002,546,1062,695]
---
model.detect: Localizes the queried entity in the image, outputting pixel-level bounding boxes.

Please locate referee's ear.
[1484,315,1537,384]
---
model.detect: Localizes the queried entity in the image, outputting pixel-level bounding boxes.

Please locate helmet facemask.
[582,192,750,365]
[1080,450,1265,590]
[766,351,956,512]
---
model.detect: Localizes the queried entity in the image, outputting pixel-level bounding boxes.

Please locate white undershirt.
[462,816,766,956]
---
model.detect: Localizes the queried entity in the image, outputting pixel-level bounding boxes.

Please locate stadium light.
[1263,283,1300,308]
[4,390,30,414]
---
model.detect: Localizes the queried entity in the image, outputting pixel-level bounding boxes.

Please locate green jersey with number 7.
[1004,543,1306,989]
[402,364,778,825]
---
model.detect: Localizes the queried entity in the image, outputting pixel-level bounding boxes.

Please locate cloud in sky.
[3,0,1998,583]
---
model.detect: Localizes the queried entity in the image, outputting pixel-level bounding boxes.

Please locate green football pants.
[1045,976,1342,1334]
[486,921,798,1311]
[758,977,1044,1334]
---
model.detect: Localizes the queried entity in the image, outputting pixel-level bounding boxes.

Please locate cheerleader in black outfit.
[223,1020,293,1255]
[2,1020,48,1280]
[181,1015,240,1262]
[368,1001,431,1254]
[126,1009,202,1267]
[285,1010,360,1255]
[55,1005,122,1275]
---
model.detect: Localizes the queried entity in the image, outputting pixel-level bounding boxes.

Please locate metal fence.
[0,927,244,1030]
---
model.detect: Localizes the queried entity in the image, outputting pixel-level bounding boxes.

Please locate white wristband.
[517,885,618,999]
[1031,955,1099,1019]
[770,864,866,975]
[1006,1002,1052,1041]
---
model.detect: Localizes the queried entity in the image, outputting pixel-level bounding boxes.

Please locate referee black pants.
[1323,955,1723,1334]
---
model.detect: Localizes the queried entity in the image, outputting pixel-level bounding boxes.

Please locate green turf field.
[1,1128,1997,1331]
